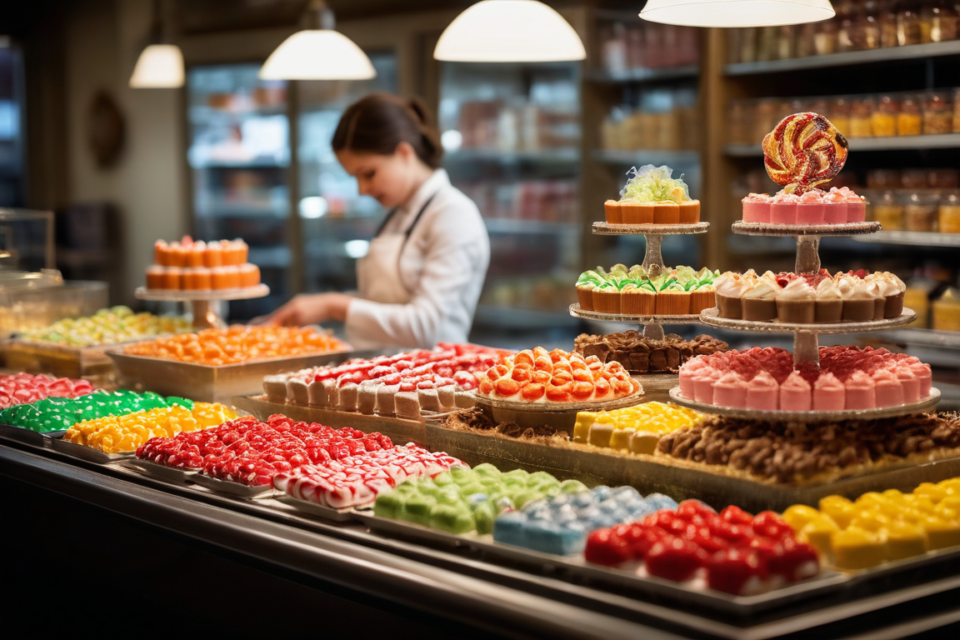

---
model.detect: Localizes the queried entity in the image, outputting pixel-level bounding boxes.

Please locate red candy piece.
[646,537,706,582]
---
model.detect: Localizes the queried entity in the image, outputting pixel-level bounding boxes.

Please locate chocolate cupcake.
[815,277,843,323]
[714,272,748,319]
[741,275,781,322]
[841,279,877,323]
[776,278,816,324]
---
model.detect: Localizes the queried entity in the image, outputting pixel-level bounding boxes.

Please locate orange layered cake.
[145,236,260,291]
[603,165,700,225]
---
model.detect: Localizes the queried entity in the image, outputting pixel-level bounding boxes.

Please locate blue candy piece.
[493,485,675,556]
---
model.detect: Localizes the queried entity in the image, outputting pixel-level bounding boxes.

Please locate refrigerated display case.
[438,61,582,334]
[297,53,398,294]
[186,64,290,320]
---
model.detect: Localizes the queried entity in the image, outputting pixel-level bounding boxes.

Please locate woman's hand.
[254,293,352,327]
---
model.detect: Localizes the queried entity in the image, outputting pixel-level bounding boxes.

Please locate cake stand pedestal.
[135,285,270,330]
[582,221,710,340]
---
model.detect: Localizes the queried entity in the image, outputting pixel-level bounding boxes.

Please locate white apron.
[351,193,438,347]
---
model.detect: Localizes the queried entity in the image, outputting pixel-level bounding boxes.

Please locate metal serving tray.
[189,472,277,499]
[0,422,47,447]
[236,395,428,446]
[107,348,357,403]
[424,423,960,513]
[272,494,364,523]
[121,458,199,485]
[352,510,848,617]
[2,339,119,385]
[49,436,134,464]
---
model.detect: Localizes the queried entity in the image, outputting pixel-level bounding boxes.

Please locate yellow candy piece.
[915,482,948,504]
[851,511,891,533]
[820,495,856,529]
[783,504,820,532]
[801,516,840,560]
[924,518,960,551]
[832,527,886,571]
[884,522,927,562]
[573,412,597,443]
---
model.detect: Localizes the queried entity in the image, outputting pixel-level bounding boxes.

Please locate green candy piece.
[560,479,588,494]
[373,492,404,519]
[512,489,542,509]
[458,482,487,499]
[473,501,497,535]
[429,504,475,534]
[401,495,436,526]
[432,471,454,486]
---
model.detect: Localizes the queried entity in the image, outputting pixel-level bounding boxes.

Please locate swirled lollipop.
[762,112,849,195]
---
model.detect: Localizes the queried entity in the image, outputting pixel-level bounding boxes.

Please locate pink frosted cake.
[677,346,933,412]
[741,187,866,226]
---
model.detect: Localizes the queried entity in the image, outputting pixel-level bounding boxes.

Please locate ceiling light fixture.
[435,0,586,63]
[129,0,184,88]
[259,0,376,80]
[640,0,835,28]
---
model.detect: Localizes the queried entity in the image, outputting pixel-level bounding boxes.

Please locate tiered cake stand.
[569,222,710,341]
[135,285,270,330]
[669,221,940,420]
[568,221,710,401]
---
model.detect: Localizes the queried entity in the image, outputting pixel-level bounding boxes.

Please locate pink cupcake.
[909,362,932,398]
[796,189,825,225]
[813,373,845,411]
[742,193,772,223]
[713,372,748,408]
[895,364,921,404]
[845,370,876,410]
[679,359,708,399]
[770,191,800,225]
[823,188,848,224]
[745,370,779,411]
[838,187,866,222]
[780,371,812,411]
[694,367,722,404]
[872,369,904,407]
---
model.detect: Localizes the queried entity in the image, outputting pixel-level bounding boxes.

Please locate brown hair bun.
[333,93,443,169]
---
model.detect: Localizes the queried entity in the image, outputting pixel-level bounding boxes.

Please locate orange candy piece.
[123,326,348,365]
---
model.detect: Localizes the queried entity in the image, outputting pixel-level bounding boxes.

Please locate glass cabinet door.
[296,53,398,295]
[438,61,582,334]
[186,64,290,319]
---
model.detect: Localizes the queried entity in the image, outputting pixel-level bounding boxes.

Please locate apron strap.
[389,190,439,298]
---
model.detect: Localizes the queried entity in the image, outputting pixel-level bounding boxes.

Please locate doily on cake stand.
[135,285,270,330]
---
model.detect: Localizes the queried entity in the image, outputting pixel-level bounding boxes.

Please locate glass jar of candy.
[924,92,953,135]
[828,96,851,134]
[953,88,960,132]
[880,0,900,47]
[929,169,959,190]
[872,95,898,136]
[849,97,875,137]
[897,94,923,135]
[904,192,939,231]
[901,169,927,189]
[896,0,923,45]
[921,0,959,42]
[873,190,904,229]
[939,191,960,233]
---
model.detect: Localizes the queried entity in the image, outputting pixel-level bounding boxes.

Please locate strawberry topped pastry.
[263,343,510,420]
[584,500,819,595]
[477,347,642,404]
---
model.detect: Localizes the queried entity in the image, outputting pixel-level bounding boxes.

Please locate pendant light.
[259,0,376,80]
[129,0,184,88]
[434,0,586,63]
[640,0,835,28]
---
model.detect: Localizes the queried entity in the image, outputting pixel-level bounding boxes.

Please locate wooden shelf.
[724,133,960,157]
[724,40,960,75]
[587,65,698,84]
[592,150,700,165]
[852,231,960,248]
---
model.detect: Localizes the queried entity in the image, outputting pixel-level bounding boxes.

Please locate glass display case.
[438,61,582,333]
[0,43,25,208]
[297,53,398,294]
[186,64,290,319]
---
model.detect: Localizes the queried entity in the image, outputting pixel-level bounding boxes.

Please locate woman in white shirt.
[262,94,490,350]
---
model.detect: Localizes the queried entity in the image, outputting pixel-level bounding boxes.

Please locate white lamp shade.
[259,30,376,80]
[435,0,586,63]
[129,44,184,88]
[641,0,835,28]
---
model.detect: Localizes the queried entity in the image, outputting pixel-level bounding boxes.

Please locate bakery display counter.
[4,434,960,639]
